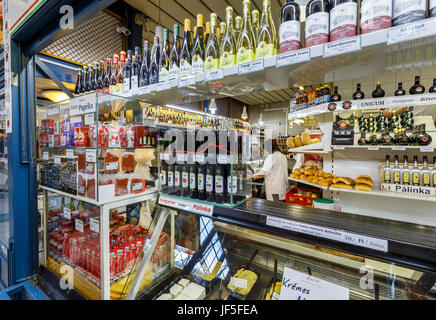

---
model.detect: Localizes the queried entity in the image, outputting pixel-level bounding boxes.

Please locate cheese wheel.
[287,137,295,149]
[302,132,311,146]
[294,135,303,147]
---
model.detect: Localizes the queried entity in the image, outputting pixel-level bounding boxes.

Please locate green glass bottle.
[180,19,193,78]
[252,9,260,46]
[205,13,220,72]
[192,14,205,75]
[169,24,181,80]
[257,0,277,59]
[220,7,237,68]
[159,28,170,82]
[234,15,243,45]
[237,0,256,65]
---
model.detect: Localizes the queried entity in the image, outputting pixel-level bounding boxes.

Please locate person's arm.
[253,155,273,180]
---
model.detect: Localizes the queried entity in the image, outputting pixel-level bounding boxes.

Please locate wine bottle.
[169,24,181,81]
[109,54,118,93]
[180,19,193,78]
[279,0,301,54]
[394,82,405,96]
[96,60,105,92]
[86,64,94,92]
[192,14,206,75]
[80,66,87,94]
[409,76,425,94]
[123,50,133,91]
[353,83,365,100]
[116,51,126,92]
[220,22,227,40]
[430,78,436,93]
[205,21,211,45]
[75,69,82,95]
[150,37,160,84]
[252,9,260,45]
[220,7,237,68]
[237,0,256,65]
[392,0,426,27]
[257,0,277,59]
[305,0,330,48]
[159,28,171,82]
[234,15,243,45]
[131,46,141,92]
[139,41,151,87]
[205,13,220,72]
[330,0,358,42]
[372,81,385,98]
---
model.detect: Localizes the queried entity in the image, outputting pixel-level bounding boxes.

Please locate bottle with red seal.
[329,0,357,42]
[305,0,330,48]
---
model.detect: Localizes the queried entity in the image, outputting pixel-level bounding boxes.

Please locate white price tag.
[420,146,434,153]
[333,146,345,150]
[392,146,406,151]
[86,149,96,163]
[75,219,84,233]
[63,207,71,220]
[178,76,196,88]
[39,112,47,120]
[54,156,61,164]
[238,59,264,75]
[205,69,224,82]
[230,277,248,289]
[388,18,436,45]
[123,89,133,97]
[66,149,74,159]
[70,116,82,125]
[84,113,95,126]
[156,81,172,91]
[48,107,59,116]
[137,85,151,95]
[276,48,310,68]
[90,218,100,234]
[323,36,361,58]
[42,152,49,161]
[368,146,379,151]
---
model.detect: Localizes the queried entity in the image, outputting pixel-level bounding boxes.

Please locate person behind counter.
[252,139,289,202]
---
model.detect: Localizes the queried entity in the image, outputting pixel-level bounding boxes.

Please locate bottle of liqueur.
[411,156,421,186]
[392,155,402,184]
[410,76,425,94]
[80,66,87,94]
[372,81,385,98]
[360,0,392,34]
[197,160,206,201]
[237,0,256,65]
[421,156,431,187]
[205,13,220,72]
[401,156,410,185]
[123,50,133,91]
[305,0,330,48]
[368,132,378,145]
[150,37,161,84]
[116,51,126,92]
[189,162,198,199]
[429,78,436,93]
[353,83,365,99]
[431,157,436,187]
[192,14,206,75]
[159,28,171,82]
[395,82,406,96]
[205,163,215,202]
[86,64,94,92]
[221,7,237,68]
[358,133,368,145]
[161,163,168,193]
[109,54,119,93]
[180,19,193,78]
[102,58,112,93]
[257,0,277,59]
[167,164,174,194]
[330,0,358,42]
[279,0,301,54]
[234,15,243,45]
[131,46,141,92]
[169,24,181,81]
[417,124,432,146]
[215,162,225,203]
[139,40,151,87]
[174,162,182,196]
[75,69,82,95]
[383,155,392,184]
[96,61,105,92]
[392,0,427,26]
[331,86,341,101]
[252,9,260,45]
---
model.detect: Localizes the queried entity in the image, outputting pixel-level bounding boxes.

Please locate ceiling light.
[209,98,218,113]
[41,90,70,103]
[298,86,304,91]
[259,113,264,125]
[241,105,248,120]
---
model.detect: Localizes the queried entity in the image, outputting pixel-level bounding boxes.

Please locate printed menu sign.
[279,267,349,300]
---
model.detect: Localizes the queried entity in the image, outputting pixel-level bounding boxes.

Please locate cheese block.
[178,278,190,288]
[170,284,183,297]
[156,293,173,300]
[182,282,206,300]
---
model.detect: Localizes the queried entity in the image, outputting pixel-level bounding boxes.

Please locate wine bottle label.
[433,173,436,186]
[279,20,301,54]
[206,174,213,192]
[192,56,204,74]
[431,0,436,17]
[412,172,420,184]
[131,76,139,91]
[198,174,204,190]
[403,172,410,184]
[168,171,174,186]
[361,0,392,34]
[220,52,236,68]
[330,2,357,42]
[205,56,219,72]
[255,41,274,60]
[169,63,180,80]
[123,78,131,91]
[394,170,401,183]
[384,169,391,182]
[182,172,189,188]
[174,171,180,186]
[305,12,329,48]
[179,59,192,77]
[159,66,170,82]
[237,47,255,64]
[215,175,224,193]
[423,173,430,186]
[392,0,426,26]
[189,173,196,189]
[115,83,124,93]
[227,176,238,194]
[161,170,167,185]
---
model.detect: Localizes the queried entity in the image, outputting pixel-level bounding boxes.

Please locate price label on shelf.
[75,219,84,233]
[276,48,310,68]
[333,146,345,150]
[90,218,100,234]
[323,36,361,58]
[238,59,264,75]
[178,76,196,88]
[392,146,406,151]
[388,18,436,45]
[230,277,247,289]
[137,85,151,95]
[39,112,47,120]
[42,152,49,161]
[368,146,379,151]
[48,107,59,116]
[420,146,434,153]
[86,149,96,163]
[63,207,71,220]
[54,156,61,164]
[205,69,224,82]
[66,149,74,159]
[70,116,82,125]
[84,113,95,126]
[156,81,172,92]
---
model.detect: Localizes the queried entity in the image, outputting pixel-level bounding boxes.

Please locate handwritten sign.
[279,267,349,300]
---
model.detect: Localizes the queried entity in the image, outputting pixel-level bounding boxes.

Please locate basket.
[286,187,322,207]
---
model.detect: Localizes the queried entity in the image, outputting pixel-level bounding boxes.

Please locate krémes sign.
[279,267,349,300]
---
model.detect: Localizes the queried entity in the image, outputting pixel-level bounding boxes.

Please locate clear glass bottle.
[422,156,431,187]
[149,38,160,84]
[401,155,411,185]
[411,156,421,186]
[237,0,256,65]
[180,19,193,78]
[139,41,151,87]
[382,155,392,184]
[220,7,237,68]
[234,15,243,45]
[392,155,401,185]
[169,24,181,81]
[257,0,277,59]
[252,9,260,45]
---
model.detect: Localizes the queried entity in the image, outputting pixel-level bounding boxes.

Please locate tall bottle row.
[74,0,436,96]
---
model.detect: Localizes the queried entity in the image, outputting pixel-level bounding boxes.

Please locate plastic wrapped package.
[127,125,135,148]
[89,125,98,147]
[77,151,87,173]
[122,152,135,172]
[130,175,145,194]
[78,173,86,196]
[98,123,109,147]
[74,126,90,147]
[104,151,120,174]
[86,175,96,200]
[108,123,121,148]
[115,174,130,197]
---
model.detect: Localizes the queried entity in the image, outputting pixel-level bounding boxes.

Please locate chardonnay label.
[305,12,329,48]
[180,59,192,77]
[159,66,170,82]
[256,41,274,60]
[192,56,204,74]
[169,63,180,80]
[237,47,255,64]
[205,56,219,72]
[360,0,392,34]
[330,2,357,42]
[220,52,236,68]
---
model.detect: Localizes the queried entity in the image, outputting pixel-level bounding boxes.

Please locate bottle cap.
[185,19,191,30]
[197,14,204,27]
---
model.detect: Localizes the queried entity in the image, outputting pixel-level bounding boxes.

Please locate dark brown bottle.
[395,82,406,96]
[409,76,425,95]
[358,133,368,145]
[353,83,365,100]
[417,124,432,146]
[331,86,341,102]
[372,81,385,98]
[430,78,436,93]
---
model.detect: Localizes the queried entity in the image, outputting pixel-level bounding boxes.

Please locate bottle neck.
[226,13,234,36]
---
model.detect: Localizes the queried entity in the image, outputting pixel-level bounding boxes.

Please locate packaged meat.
[74,126,90,147]
[119,124,128,148]
[130,177,144,194]
[122,152,135,172]
[108,123,121,148]
[115,175,130,197]
[104,151,120,174]
[98,123,109,147]
[360,0,392,34]
[78,174,86,196]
